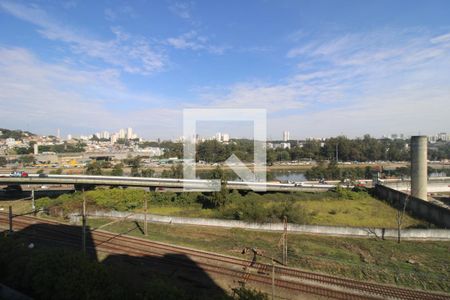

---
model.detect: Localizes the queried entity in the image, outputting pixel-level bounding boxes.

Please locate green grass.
[0,200,35,215]
[87,217,450,293]
[138,205,216,218]
[29,188,429,228]
[302,197,423,227]
[137,192,426,228]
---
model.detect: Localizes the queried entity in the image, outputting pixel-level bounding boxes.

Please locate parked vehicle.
[38,173,48,178]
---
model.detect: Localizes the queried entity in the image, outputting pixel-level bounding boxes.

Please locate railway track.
[1,213,449,300]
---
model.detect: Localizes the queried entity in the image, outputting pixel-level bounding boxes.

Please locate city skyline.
[0,1,449,139]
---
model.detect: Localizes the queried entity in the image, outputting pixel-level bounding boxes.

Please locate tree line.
[158,136,449,163]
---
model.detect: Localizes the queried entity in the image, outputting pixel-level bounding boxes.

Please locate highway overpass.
[0,174,332,192]
[1,174,448,193]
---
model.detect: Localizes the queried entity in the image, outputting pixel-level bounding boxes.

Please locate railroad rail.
[0,213,449,300]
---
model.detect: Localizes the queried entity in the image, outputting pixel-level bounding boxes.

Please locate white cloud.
[169,1,193,20]
[104,5,137,21]
[200,28,450,137]
[200,82,306,111]
[0,47,179,138]
[0,1,165,75]
[165,31,227,54]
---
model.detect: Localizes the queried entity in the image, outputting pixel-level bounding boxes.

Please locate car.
[38,173,48,178]
[21,172,29,177]
[10,171,23,177]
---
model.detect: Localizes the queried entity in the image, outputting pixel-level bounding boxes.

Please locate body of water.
[271,171,306,182]
[196,169,306,182]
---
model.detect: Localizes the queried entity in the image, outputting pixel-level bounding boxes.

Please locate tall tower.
[57,128,60,139]
[127,127,133,140]
[411,136,427,200]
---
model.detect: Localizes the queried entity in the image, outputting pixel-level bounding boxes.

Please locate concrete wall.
[375,184,450,228]
[70,210,450,240]
[381,177,450,193]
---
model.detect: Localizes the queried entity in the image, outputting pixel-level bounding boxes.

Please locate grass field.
[85,217,449,293]
[137,192,427,228]
[2,188,429,228]
[0,197,447,293]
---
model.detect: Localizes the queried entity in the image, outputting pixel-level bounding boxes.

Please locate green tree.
[141,168,155,177]
[18,155,35,166]
[85,161,102,175]
[15,147,32,155]
[130,166,141,177]
[210,167,229,207]
[111,164,124,176]
[123,155,141,169]
[161,164,183,178]
[50,168,63,174]
[0,157,7,167]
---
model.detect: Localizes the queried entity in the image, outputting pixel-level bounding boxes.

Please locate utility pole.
[144,195,148,236]
[278,216,288,265]
[31,189,36,216]
[335,143,339,162]
[242,247,283,300]
[82,188,86,254]
[283,216,288,265]
[271,258,275,300]
[8,205,13,234]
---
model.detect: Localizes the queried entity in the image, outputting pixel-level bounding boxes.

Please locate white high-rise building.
[127,127,133,140]
[283,131,290,142]
[67,134,72,140]
[222,133,230,142]
[119,129,126,139]
[438,132,448,141]
[215,132,222,142]
[111,133,118,144]
[103,131,110,139]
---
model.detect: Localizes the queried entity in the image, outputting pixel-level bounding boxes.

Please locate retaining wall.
[374,184,450,228]
[70,210,450,241]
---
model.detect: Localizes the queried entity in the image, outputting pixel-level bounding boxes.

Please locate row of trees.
[85,156,184,178]
[270,136,412,163]
[0,155,35,166]
[158,136,450,163]
[12,141,86,155]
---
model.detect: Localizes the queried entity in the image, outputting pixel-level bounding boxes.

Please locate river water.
[270,171,306,182]
[196,169,306,182]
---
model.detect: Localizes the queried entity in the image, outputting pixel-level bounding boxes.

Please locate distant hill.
[0,128,35,139]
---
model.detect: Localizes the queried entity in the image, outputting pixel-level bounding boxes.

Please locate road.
[0,174,333,192]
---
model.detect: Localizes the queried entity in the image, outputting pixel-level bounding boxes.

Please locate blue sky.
[0,0,449,140]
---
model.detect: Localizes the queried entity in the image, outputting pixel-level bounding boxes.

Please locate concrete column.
[411,136,427,200]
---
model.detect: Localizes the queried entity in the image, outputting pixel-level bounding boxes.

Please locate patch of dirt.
[342,241,375,263]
